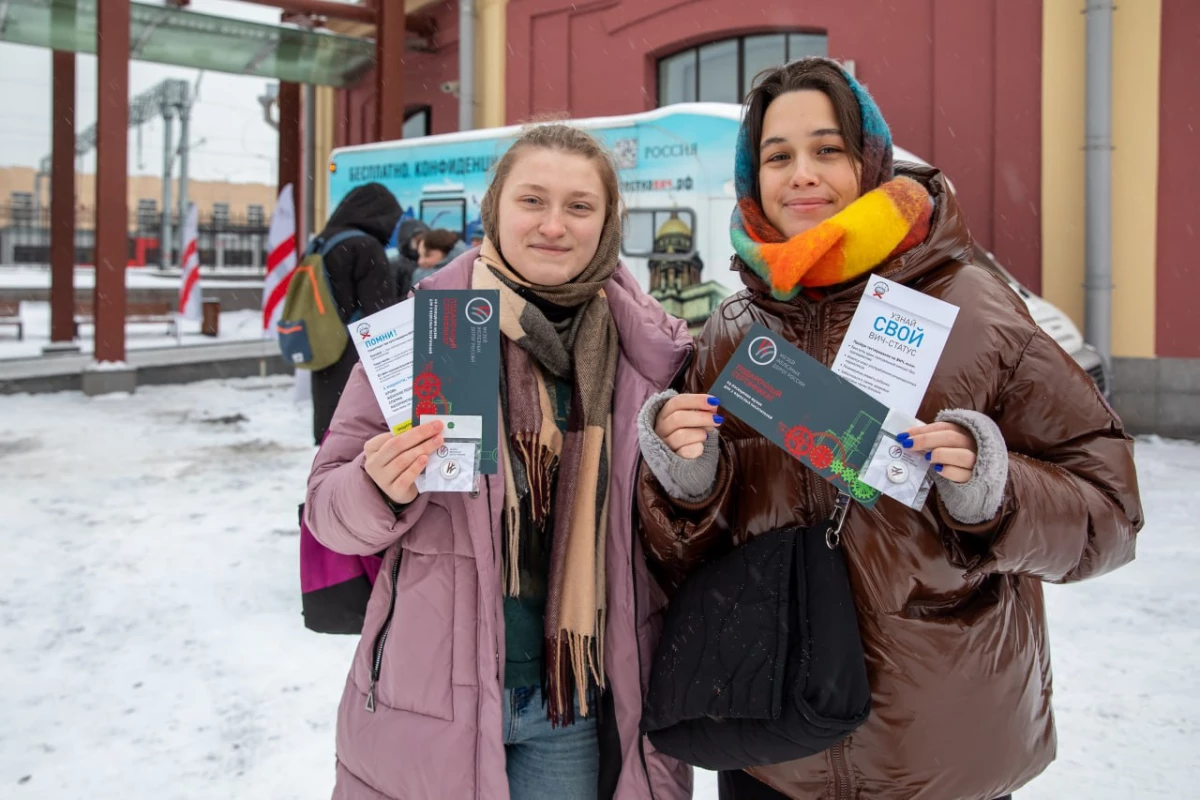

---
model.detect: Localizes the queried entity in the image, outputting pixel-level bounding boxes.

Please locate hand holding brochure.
[830,275,960,507]
[708,322,887,506]
[347,298,416,435]
[348,289,501,492]
[708,275,959,510]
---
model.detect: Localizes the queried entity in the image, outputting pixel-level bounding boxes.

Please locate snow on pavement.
[0,376,1195,798]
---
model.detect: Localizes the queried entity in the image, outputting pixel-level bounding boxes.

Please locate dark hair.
[480,122,621,246]
[742,58,864,204]
[421,229,460,255]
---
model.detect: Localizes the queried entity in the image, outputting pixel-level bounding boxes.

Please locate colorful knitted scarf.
[473,228,619,726]
[731,59,933,301]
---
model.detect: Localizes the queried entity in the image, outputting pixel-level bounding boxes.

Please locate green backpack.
[276,230,371,371]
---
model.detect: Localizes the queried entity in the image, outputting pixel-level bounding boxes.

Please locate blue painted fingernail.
[895,432,910,441]
[713,415,724,425]
[924,451,932,461]
[901,439,914,448]
[706,396,720,406]
[935,464,944,473]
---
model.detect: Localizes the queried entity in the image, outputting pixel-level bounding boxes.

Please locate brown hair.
[480,123,622,248]
[742,58,864,204]
[421,228,460,255]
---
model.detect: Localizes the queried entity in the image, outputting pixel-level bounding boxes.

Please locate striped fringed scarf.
[730,58,934,301]
[473,236,619,726]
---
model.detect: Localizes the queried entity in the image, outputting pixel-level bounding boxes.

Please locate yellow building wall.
[1042,0,1161,358]
[1111,0,1161,358]
[1041,2,1086,328]
[477,0,508,128]
[0,166,276,224]
[314,86,337,227]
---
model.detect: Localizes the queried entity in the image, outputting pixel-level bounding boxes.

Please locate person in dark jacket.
[391,217,429,299]
[410,228,470,286]
[311,182,402,445]
[637,58,1143,800]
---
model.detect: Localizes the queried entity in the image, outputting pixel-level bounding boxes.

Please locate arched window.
[657,32,828,106]
[403,106,431,139]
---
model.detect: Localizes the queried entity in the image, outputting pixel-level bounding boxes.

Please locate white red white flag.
[262,183,297,336]
[178,203,202,321]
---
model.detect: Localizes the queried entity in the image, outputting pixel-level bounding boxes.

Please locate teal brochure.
[412,290,501,474]
[708,322,887,505]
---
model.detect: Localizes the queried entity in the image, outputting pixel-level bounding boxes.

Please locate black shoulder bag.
[641,493,872,771]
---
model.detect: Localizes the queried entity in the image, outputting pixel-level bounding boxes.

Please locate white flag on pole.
[262,183,298,337]
[178,203,202,321]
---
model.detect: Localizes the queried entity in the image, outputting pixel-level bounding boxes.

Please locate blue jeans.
[503,685,599,800]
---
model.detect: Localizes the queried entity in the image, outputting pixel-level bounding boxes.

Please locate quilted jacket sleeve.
[936,327,1144,584]
[306,363,431,556]
[637,318,742,587]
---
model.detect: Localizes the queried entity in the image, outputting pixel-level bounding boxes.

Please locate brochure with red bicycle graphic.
[411,290,501,475]
[708,322,888,506]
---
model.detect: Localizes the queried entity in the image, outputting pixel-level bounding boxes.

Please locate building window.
[247,204,264,227]
[657,32,829,106]
[212,203,230,226]
[404,106,431,139]
[137,199,158,233]
[10,191,34,225]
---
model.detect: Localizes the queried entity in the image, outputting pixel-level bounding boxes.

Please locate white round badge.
[886,462,909,484]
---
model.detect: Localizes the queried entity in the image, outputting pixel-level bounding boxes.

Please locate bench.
[74,301,177,337]
[0,300,23,340]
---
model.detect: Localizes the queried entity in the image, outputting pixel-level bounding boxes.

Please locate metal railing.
[0,205,272,272]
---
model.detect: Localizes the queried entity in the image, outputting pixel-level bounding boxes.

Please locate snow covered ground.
[1,376,1196,798]
[0,301,267,361]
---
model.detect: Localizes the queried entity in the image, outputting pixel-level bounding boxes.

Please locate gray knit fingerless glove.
[933,408,1009,525]
[637,390,720,503]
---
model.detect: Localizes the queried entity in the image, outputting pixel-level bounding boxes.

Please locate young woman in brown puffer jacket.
[636,57,1143,800]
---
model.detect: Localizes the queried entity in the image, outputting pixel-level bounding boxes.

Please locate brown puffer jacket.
[637,165,1143,800]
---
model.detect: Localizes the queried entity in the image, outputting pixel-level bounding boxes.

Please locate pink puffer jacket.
[306,249,694,799]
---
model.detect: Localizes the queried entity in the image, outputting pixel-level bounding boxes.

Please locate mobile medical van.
[328,103,1107,394]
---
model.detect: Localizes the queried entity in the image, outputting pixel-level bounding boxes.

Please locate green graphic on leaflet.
[786,411,883,503]
[709,322,886,506]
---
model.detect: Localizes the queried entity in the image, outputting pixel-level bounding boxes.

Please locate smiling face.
[495,147,607,286]
[757,90,862,238]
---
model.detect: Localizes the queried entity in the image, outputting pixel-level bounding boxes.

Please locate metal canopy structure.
[0,0,375,87]
[7,0,410,379]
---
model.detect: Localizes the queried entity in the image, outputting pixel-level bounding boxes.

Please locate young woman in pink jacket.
[305,124,694,800]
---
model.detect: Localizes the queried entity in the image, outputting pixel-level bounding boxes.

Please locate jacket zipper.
[484,475,500,681]
[830,739,852,800]
[483,474,499,800]
[812,302,834,523]
[808,300,854,798]
[365,550,403,713]
[362,479,500,717]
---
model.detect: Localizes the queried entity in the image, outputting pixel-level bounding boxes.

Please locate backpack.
[298,502,383,634]
[277,229,372,370]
